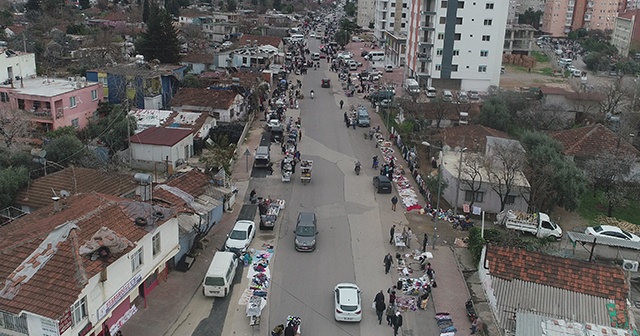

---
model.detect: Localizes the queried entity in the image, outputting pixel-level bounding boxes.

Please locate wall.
[0,53,37,82]
[55,83,104,130]
[130,134,194,169]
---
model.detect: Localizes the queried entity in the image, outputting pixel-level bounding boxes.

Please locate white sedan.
[585,225,640,242]
[225,220,256,253]
[334,283,362,322]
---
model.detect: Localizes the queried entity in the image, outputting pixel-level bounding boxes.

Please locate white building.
[357,0,377,29]
[0,50,36,85]
[128,127,194,171]
[374,0,411,66]
[406,0,508,91]
[0,193,179,336]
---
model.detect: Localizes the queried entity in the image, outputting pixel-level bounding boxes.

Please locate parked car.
[373,175,392,193]
[361,50,369,57]
[321,78,331,88]
[585,225,640,242]
[334,283,362,322]
[468,90,480,100]
[385,64,393,72]
[572,69,582,77]
[225,220,256,253]
[310,32,316,38]
[458,91,469,103]
[294,212,318,251]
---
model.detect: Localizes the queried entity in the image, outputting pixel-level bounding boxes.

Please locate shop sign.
[58,310,72,334]
[40,317,59,336]
[108,305,138,335]
[97,273,142,320]
[77,322,92,336]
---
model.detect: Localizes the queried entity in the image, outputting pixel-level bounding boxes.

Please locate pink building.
[543,0,625,37]
[0,76,104,133]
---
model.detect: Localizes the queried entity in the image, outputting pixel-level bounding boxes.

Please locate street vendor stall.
[259,199,285,230]
[393,233,406,250]
[281,156,293,182]
[246,295,266,326]
[300,160,312,185]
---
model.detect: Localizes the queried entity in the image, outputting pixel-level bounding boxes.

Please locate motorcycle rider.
[354,161,361,175]
[310,89,314,99]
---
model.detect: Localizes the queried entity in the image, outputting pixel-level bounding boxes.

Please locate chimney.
[52,197,61,212]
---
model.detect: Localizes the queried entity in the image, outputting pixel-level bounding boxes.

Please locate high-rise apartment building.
[357,0,377,29]
[374,0,411,66]
[542,0,624,37]
[406,0,508,91]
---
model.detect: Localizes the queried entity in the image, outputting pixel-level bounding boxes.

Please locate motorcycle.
[354,161,361,175]
[310,91,314,99]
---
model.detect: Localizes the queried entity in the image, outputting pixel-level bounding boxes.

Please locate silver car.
[294,212,318,251]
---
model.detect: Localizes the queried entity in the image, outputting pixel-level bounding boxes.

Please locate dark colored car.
[294,212,318,251]
[360,50,369,57]
[321,78,331,88]
[373,175,392,194]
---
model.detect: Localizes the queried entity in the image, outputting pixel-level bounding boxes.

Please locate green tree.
[518,8,542,29]
[583,52,611,71]
[273,0,281,10]
[519,131,587,212]
[477,97,511,132]
[47,126,78,139]
[334,29,350,48]
[25,0,41,12]
[86,105,136,153]
[0,166,30,208]
[44,134,88,166]
[166,0,180,17]
[142,0,150,23]
[226,0,236,11]
[344,0,356,17]
[78,0,90,9]
[567,28,588,40]
[135,4,181,63]
[340,18,361,33]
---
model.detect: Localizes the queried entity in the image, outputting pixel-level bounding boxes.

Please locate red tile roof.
[15,167,137,210]
[153,169,212,210]
[181,53,214,64]
[0,193,174,320]
[237,34,283,49]
[487,246,629,325]
[170,87,239,109]
[433,125,510,152]
[549,124,640,158]
[129,127,193,146]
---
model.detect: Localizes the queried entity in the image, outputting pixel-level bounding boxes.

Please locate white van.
[203,251,238,297]
[442,90,453,102]
[365,51,385,61]
[404,78,420,94]
[290,34,305,42]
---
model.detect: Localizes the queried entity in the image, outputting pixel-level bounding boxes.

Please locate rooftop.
[0,77,101,97]
[129,127,193,146]
[435,125,510,153]
[549,124,640,158]
[170,87,239,109]
[237,34,284,49]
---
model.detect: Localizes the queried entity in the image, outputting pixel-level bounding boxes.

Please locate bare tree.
[486,140,526,211]
[459,153,485,209]
[570,91,601,124]
[0,108,33,148]
[516,102,571,130]
[584,151,638,217]
[598,80,627,120]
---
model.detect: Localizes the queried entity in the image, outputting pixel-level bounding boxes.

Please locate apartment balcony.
[420,21,435,30]
[584,15,591,21]
[417,53,432,62]
[28,108,54,121]
[416,69,431,78]
[587,2,594,8]
[419,39,434,46]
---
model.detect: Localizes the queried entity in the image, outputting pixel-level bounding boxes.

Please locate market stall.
[300,160,312,185]
[240,245,275,326]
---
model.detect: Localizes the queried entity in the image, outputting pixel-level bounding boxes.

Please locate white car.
[334,283,362,322]
[585,225,640,242]
[225,220,256,253]
[310,32,316,38]
[222,41,233,48]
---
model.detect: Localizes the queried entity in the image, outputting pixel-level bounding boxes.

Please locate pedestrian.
[389,224,395,244]
[386,305,396,326]
[393,312,403,336]
[422,233,428,252]
[375,300,386,324]
[383,252,393,274]
[406,227,413,249]
[391,195,398,211]
[389,290,396,306]
[340,99,344,109]
[267,163,274,175]
[470,316,482,334]
[374,290,385,304]
[387,169,393,180]
[344,111,348,123]
[401,227,408,245]
[425,262,435,280]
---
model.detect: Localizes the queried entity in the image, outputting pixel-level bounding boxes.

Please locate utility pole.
[23,34,26,53]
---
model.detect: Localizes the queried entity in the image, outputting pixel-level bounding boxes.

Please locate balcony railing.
[420,21,435,29]
[417,53,432,61]
[28,109,53,120]
[419,39,433,46]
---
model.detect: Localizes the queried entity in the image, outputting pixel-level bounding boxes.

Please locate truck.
[496,210,562,239]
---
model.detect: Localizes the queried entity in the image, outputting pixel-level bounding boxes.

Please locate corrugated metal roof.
[568,231,640,250]
[492,276,612,333]
[515,312,632,336]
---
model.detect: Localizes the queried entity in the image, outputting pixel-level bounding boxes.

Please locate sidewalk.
[430,247,473,334]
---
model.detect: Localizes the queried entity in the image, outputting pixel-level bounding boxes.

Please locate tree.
[344,0,356,17]
[485,140,526,211]
[515,103,571,131]
[165,0,180,17]
[135,4,181,63]
[519,131,587,212]
[25,0,40,12]
[0,109,33,148]
[598,80,627,120]
[0,166,29,209]
[226,0,236,11]
[459,153,485,209]
[78,0,90,9]
[584,151,637,217]
[477,97,511,132]
[518,8,542,29]
[86,105,136,153]
[423,172,448,206]
[142,0,150,23]
[44,134,88,166]
[334,29,350,48]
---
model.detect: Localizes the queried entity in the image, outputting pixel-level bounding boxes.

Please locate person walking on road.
[374,290,385,304]
[391,196,398,211]
[375,300,386,324]
[384,253,393,274]
[386,305,396,326]
[406,227,413,249]
[340,99,344,109]
[388,290,396,306]
[393,312,403,335]
[422,233,428,252]
[389,225,396,244]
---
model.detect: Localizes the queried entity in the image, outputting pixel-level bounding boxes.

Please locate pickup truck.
[496,210,562,239]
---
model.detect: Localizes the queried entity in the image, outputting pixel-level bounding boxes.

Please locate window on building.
[478,65,487,72]
[464,191,484,202]
[91,89,98,101]
[390,22,394,27]
[437,32,445,39]
[441,1,447,8]
[480,50,489,57]
[390,12,395,17]
[456,17,463,24]
[457,1,464,8]
[131,248,143,272]
[152,233,161,256]
[402,3,407,7]
[453,49,460,56]
[439,16,446,24]
[482,35,491,41]
[402,13,406,18]
[454,33,461,40]
[71,297,87,326]
[486,3,494,9]
[505,195,516,205]
[99,77,107,85]
[401,23,406,28]
[436,48,443,56]
[70,96,77,107]
[0,92,9,102]
[484,19,492,25]
[435,64,442,71]
[451,64,458,71]
[391,2,395,6]
[71,118,79,128]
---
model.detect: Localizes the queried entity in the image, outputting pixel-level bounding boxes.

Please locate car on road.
[310,32,316,38]
[361,50,369,57]
[373,175,392,193]
[334,283,362,322]
[321,78,331,88]
[585,225,640,242]
[294,212,318,251]
[225,220,256,253]
[469,90,480,100]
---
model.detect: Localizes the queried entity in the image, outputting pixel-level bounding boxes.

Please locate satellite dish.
[60,190,70,197]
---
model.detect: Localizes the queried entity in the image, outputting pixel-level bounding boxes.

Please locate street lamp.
[453,147,467,216]
[422,141,442,249]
